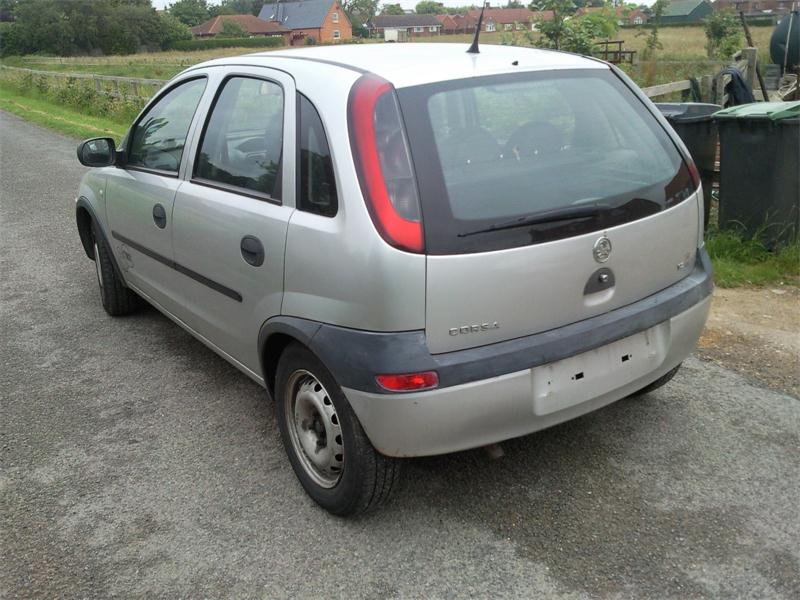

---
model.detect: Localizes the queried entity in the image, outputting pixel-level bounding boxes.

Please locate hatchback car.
[75,44,712,515]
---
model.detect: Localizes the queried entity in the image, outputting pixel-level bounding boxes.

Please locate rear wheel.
[92,222,139,316]
[630,363,682,397]
[275,343,400,516]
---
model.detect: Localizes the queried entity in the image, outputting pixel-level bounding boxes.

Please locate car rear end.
[332,48,712,457]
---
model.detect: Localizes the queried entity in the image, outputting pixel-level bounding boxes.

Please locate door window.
[194,76,284,200]
[127,78,206,174]
[297,95,337,217]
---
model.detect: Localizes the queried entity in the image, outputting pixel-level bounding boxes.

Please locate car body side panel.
[282,68,426,333]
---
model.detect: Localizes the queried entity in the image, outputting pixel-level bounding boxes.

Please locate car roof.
[240,43,607,88]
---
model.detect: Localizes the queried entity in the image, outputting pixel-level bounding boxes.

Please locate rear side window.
[399,69,694,254]
[128,77,206,174]
[297,95,337,217]
[194,76,284,200]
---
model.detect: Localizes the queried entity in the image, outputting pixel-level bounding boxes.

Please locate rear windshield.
[398,69,694,254]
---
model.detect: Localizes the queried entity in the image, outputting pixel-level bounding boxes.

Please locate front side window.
[399,69,693,254]
[333,29,341,39]
[297,95,337,217]
[414,26,423,32]
[194,77,284,199]
[127,78,206,173]
[332,10,339,22]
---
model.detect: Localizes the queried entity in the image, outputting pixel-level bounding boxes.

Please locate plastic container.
[714,101,800,248]
[656,103,721,229]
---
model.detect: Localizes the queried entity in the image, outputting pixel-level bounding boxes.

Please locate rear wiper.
[458,204,613,237]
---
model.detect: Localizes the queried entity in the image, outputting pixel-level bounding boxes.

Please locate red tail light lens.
[687,158,701,190]
[376,371,439,392]
[348,74,424,253]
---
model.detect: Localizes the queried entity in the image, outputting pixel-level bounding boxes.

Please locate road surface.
[2,111,799,598]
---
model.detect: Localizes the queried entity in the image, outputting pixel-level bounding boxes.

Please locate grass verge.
[706,228,800,288]
[0,81,128,140]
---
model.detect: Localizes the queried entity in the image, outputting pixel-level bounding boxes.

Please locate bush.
[704,10,743,59]
[169,36,285,51]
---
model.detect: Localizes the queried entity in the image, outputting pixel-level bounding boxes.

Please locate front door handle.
[240,235,265,267]
[153,204,167,229]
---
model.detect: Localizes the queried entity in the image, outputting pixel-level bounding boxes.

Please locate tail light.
[687,158,701,189]
[376,371,439,392]
[348,74,424,253]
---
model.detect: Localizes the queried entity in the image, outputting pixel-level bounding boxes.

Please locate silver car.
[75,44,712,515]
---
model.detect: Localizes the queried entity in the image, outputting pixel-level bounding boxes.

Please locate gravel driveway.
[1,111,799,599]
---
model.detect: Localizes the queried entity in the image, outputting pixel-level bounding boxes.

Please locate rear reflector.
[376,371,439,392]
[348,74,424,253]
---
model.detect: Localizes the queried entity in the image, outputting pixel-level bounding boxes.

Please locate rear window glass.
[398,69,694,254]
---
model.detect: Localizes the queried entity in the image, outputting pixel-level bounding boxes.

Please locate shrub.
[704,10,743,59]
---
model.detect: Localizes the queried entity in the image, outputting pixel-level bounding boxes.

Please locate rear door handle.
[240,235,265,267]
[153,203,167,229]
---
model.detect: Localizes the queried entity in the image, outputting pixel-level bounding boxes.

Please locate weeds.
[706,227,800,287]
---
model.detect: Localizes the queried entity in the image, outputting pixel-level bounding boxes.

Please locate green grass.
[706,228,800,287]
[0,81,128,140]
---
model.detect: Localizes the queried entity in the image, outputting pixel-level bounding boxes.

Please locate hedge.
[170,36,285,51]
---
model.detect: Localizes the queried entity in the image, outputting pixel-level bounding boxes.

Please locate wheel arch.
[76,197,128,286]
[258,317,323,398]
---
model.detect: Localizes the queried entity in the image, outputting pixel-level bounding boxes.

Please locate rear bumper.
[344,295,711,457]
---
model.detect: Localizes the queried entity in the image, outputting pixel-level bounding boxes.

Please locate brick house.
[367,15,442,38]
[713,0,794,18]
[464,7,553,32]
[435,14,459,34]
[258,0,352,45]
[190,14,290,42]
[576,6,649,25]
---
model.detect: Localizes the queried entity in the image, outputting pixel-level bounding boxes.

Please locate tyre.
[630,363,682,397]
[275,343,401,516]
[91,222,139,316]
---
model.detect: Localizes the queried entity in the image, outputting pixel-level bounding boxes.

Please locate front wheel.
[92,222,139,316]
[275,343,400,516]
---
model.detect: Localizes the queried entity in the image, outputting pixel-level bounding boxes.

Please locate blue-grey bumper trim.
[263,248,713,394]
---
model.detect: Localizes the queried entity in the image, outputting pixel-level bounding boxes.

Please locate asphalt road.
[2,110,799,599]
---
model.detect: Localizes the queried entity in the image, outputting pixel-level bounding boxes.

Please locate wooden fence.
[642,47,762,103]
[0,64,164,100]
[2,46,767,105]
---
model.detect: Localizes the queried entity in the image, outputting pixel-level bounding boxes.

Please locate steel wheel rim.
[284,369,344,488]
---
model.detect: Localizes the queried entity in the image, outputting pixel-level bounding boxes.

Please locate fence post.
[741,47,757,92]
[94,76,101,93]
[131,81,139,97]
[700,74,713,103]
[112,79,120,96]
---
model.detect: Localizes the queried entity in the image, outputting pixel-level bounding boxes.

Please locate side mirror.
[77,137,117,167]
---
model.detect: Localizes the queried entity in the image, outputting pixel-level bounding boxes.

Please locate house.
[712,0,794,18]
[576,6,649,26]
[464,7,552,32]
[659,0,714,24]
[367,15,442,39]
[435,14,460,34]
[258,0,352,45]
[190,14,290,41]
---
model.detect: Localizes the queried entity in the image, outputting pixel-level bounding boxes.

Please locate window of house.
[429,26,437,32]
[332,11,339,22]
[194,77,284,200]
[633,16,643,24]
[297,94,337,217]
[486,22,495,32]
[127,78,206,174]
[414,26,424,32]
[516,23,524,30]
[504,23,512,30]
[333,29,341,39]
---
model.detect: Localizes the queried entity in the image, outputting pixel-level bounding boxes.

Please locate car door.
[171,67,296,374]
[105,74,210,312]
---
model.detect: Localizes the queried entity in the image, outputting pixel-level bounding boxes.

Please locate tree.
[639,0,667,59]
[415,1,443,13]
[158,11,192,48]
[343,0,379,37]
[704,9,742,59]
[380,3,405,15]
[532,0,576,50]
[169,0,209,27]
[505,0,524,7]
[209,0,263,17]
[219,18,248,37]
